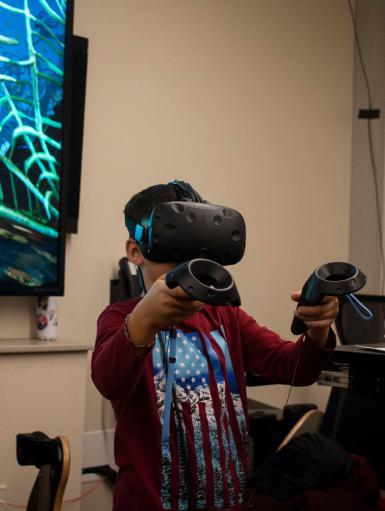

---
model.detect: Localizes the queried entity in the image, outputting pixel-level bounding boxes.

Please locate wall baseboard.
[82,472,104,483]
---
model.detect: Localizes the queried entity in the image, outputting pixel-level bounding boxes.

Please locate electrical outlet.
[0,484,7,502]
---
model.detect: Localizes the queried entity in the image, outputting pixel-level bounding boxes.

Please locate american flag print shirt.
[153,326,249,510]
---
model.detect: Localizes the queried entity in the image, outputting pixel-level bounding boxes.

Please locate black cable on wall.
[348,0,385,294]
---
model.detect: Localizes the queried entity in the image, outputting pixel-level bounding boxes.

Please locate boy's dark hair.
[124,181,205,238]
[124,183,179,228]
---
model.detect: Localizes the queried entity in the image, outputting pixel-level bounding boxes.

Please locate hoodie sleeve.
[91,300,153,400]
[237,307,335,386]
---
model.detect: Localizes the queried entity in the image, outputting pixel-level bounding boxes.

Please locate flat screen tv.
[0,0,74,295]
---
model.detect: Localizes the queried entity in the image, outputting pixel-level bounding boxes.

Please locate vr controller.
[291,261,367,335]
[165,258,241,307]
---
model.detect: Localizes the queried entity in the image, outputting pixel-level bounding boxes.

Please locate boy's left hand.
[291,292,339,348]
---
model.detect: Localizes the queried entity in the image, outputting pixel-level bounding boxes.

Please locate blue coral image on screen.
[0,0,68,289]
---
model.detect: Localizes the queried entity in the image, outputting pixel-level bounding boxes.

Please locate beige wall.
[0,351,87,510]
[349,0,385,294]
[0,0,353,437]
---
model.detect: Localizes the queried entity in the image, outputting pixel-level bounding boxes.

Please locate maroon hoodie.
[92,299,335,511]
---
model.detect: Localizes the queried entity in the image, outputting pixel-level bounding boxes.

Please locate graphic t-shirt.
[154,326,248,510]
[92,299,334,511]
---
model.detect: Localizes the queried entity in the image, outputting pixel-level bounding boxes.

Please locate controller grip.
[165,273,178,290]
[291,315,307,335]
[290,296,322,335]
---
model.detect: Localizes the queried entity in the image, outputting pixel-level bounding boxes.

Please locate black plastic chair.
[16,431,70,511]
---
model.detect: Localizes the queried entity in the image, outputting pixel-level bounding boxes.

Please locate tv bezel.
[0,0,74,297]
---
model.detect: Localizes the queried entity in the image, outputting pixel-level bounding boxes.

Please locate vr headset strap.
[125,217,146,242]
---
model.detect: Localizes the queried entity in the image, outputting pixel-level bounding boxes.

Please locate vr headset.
[125,181,246,266]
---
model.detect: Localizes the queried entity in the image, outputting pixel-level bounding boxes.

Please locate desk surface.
[0,338,93,354]
[335,344,385,354]
[329,344,385,368]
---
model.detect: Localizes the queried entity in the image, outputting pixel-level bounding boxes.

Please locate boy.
[92,182,338,511]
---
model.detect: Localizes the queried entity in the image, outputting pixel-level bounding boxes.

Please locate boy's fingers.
[296,297,339,317]
[171,287,195,300]
[171,303,204,315]
[322,295,339,305]
[163,306,204,325]
[159,279,193,300]
[167,286,206,310]
[294,310,337,322]
[302,319,335,329]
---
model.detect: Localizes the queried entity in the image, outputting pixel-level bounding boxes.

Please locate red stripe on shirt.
[199,401,214,508]
[170,413,181,511]
[181,400,197,509]
[210,330,249,478]
[200,335,232,508]
[223,411,241,504]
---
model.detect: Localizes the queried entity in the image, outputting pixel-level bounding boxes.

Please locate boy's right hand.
[126,276,204,348]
